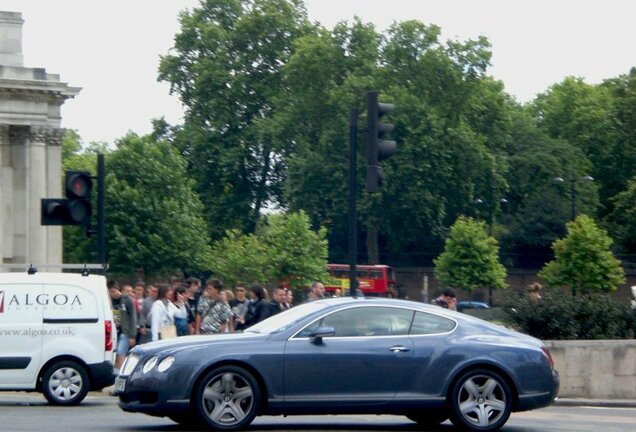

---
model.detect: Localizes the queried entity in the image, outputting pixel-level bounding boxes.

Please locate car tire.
[406,411,448,426]
[194,365,261,431]
[448,368,512,432]
[41,360,90,406]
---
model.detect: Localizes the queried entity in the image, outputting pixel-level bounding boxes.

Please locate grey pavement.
[96,386,636,409]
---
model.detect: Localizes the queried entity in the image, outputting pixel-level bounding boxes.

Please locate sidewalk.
[554,398,636,408]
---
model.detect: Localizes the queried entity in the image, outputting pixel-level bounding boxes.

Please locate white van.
[0,271,116,405]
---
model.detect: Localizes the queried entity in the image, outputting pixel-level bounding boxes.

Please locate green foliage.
[539,215,626,295]
[209,211,328,288]
[105,133,213,275]
[259,211,329,287]
[605,176,636,252]
[158,0,313,239]
[434,216,507,292]
[502,291,635,340]
[209,230,269,287]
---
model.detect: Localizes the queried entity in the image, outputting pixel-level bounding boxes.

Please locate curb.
[554,398,636,408]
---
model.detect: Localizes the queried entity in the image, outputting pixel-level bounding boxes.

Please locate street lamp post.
[554,176,594,221]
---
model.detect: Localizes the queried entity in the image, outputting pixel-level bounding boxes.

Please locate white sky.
[2,0,635,146]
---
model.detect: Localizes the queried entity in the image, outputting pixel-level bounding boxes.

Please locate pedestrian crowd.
[108,276,301,370]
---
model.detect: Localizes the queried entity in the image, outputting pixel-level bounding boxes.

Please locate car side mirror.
[310,326,335,343]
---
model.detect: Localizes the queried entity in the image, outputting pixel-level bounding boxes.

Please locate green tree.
[105,133,213,275]
[259,211,329,287]
[434,216,507,293]
[209,230,269,288]
[208,211,328,289]
[498,108,599,265]
[605,177,636,253]
[539,215,626,296]
[158,0,312,239]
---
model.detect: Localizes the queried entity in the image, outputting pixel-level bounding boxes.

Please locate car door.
[283,306,414,405]
[0,281,44,387]
[400,310,458,398]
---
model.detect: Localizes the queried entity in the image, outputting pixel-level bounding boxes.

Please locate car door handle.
[389,345,410,353]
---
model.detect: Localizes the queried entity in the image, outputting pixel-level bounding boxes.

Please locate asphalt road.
[0,392,634,432]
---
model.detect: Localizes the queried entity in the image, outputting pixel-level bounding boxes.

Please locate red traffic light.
[65,171,92,199]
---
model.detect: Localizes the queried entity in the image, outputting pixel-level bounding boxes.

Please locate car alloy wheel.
[449,369,512,431]
[42,360,89,406]
[195,365,260,431]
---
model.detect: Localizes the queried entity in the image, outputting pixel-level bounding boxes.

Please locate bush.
[501,291,635,340]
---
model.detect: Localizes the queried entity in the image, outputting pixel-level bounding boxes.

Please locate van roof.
[0,272,107,285]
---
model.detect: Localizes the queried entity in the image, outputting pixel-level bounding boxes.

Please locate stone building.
[0,11,80,265]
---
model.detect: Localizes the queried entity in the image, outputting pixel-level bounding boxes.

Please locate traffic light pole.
[348,107,358,298]
[97,154,105,266]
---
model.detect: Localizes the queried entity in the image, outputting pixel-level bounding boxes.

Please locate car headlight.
[157,356,175,373]
[120,354,140,376]
[142,356,158,374]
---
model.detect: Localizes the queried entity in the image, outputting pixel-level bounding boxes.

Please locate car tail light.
[541,346,554,368]
[105,320,113,351]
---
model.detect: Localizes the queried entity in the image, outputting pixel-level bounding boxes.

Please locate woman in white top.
[150,283,178,341]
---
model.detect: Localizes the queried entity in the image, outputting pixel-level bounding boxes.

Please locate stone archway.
[0,11,80,265]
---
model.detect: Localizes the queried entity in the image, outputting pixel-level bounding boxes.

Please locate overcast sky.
[2,0,635,145]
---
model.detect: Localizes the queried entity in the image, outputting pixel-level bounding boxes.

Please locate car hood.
[130,332,268,356]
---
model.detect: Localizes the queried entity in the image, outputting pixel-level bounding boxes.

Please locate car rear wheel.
[448,369,512,432]
[41,360,89,406]
[194,365,260,431]
[406,411,448,426]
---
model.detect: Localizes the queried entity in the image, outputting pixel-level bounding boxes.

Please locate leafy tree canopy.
[434,216,507,293]
[539,215,626,295]
[105,133,213,276]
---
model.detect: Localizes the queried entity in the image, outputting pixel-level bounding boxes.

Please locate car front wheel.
[194,365,260,431]
[41,360,90,406]
[448,369,512,432]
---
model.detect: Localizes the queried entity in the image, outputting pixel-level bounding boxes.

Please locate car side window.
[410,311,456,335]
[295,307,413,338]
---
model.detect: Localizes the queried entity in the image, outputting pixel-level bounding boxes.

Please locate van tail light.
[541,346,554,368]
[105,320,113,351]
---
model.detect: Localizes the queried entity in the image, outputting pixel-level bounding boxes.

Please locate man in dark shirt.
[109,282,137,370]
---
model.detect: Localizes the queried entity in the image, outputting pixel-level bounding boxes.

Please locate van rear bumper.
[88,361,115,390]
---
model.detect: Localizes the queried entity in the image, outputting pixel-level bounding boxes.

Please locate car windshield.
[243,302,329,335]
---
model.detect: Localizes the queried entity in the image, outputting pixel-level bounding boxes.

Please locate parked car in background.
[457,300,490,312]
[116,297,559,432]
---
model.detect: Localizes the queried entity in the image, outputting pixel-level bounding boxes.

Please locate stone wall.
[395,267,636,303]
[546,339,636,399]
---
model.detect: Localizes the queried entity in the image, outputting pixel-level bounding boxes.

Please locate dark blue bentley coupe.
[116,297,559,431]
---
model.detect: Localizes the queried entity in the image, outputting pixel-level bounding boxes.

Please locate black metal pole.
[349,108,358,297]
[97,154,106,266]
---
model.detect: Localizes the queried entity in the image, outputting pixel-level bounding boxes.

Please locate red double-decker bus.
[325,264,398,297]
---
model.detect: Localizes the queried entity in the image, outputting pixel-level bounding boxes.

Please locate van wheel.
[42,360,89,406]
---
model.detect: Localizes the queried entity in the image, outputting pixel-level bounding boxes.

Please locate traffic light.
[41,171,93,226]
[366,91,397,193]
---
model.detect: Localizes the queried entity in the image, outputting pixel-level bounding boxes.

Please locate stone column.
[8,126,27,263]
[45,128,63,265]
[27,127,50,265]
[0,125,9,262]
